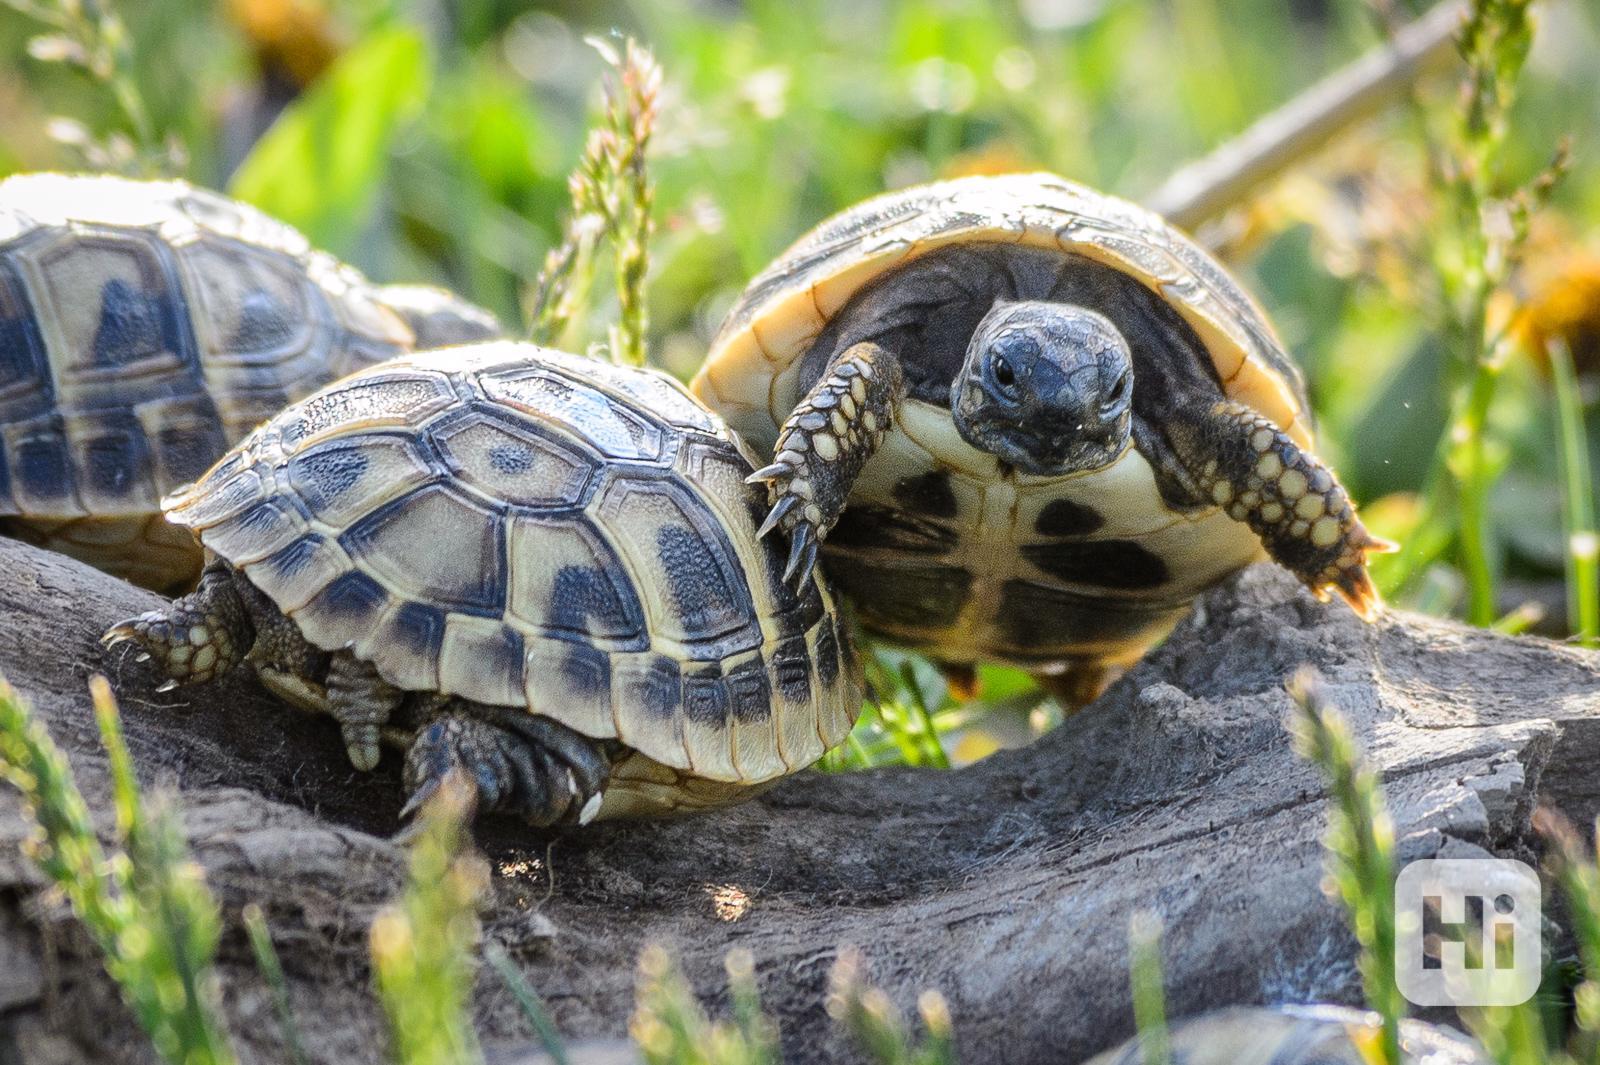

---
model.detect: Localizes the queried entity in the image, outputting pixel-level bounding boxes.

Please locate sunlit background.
[2,0,1596,765]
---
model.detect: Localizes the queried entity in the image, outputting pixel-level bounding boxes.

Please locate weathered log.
[0,535,1596,1064]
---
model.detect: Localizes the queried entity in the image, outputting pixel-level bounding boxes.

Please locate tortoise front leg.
[1168,401,1395,617]
[749,340,906,588]
[102,560,253,686]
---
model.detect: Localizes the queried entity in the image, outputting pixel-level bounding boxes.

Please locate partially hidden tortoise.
[1087,1005,1485,1065]
[105,341,863,824]
[691,172,1392,701]
[0,173,502,591]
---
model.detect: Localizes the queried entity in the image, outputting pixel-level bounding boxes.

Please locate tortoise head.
[950,301,1134,476]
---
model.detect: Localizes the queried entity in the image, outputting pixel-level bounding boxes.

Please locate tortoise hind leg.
[401,706,612,827]
[102,560,253,686]
[323,655,402,773]
[1036,660,1114,712]
[1167,401,1396,617]
[750,340,906,588]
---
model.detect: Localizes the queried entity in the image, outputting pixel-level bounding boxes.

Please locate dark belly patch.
[1033,498,1105,537]
[823,556,972,630]
[995,580,1174,650]
[891,471,958,519]
[1021,538,1170,589]
[825,503,958,556]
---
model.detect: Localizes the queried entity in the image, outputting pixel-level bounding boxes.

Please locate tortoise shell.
[165,342,862,816]
[0,173,501,589]
[690,173,1317,672]
[696,172,1310,450]
[1086,1005,1485,1065]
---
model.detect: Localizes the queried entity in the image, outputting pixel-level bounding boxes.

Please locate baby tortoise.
[1087,1005,1485,1065]
[105,342,862,824]
[691,173,1392,701]
[0,173,500,590]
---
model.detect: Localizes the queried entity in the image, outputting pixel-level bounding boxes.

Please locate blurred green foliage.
[1,0,1596,763]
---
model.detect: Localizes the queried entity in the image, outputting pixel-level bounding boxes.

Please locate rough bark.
[0,535,1596,1064]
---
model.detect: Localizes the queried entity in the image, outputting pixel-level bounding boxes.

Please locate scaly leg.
[749,341,906,587]
[1170,402,1395,617]
[401,707,612,827]
[102,560,253,687]
[326,654,403,772]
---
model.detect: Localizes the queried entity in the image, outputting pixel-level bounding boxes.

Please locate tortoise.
[1086,1005,1485,1065]
[0,173,502,591]
[691,172,1392,701]
[104,341,862,824]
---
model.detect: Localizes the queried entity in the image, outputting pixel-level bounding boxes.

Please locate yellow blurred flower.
[227,0,345,89]
[1508,240,1600,378]
[939,140,1036,180]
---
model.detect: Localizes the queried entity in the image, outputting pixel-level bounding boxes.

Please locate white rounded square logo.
[1394,858,1541,1007]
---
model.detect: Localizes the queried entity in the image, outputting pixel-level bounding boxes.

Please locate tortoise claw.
[746,462,792,485]
[783,524,819,588]
[758,494,800,538]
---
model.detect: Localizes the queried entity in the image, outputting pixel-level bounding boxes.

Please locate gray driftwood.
[0,535,1596,1064]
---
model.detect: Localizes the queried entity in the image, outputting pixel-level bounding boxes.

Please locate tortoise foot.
[401,708,611,828]
[749,340,904,588]
[102,561,251,686]
[1187,403,1395,619]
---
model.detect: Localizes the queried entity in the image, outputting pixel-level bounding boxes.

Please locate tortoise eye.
[1108,369,1131,405]
[991,355,1016,390]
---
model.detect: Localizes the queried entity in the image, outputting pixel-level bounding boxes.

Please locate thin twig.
[1145,0,1465,230]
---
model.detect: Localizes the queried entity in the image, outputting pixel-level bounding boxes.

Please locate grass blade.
[1287,670,1402,1065]
[243,903,310,1065]
[1128,911,1171,1065]
[1549,340,1598,647]
[486,943,570,1065]
[369,774,487,1065]
[0,675,236,1065]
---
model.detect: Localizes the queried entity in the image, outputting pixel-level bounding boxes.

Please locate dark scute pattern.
[891,471,959,519]
[488,442,536,474]
[91,278,179,367]
[16,434,71,502]
[309,570,389,626]
[823,557,972,629]
[656,523,753,645]
[479,626,527,700]
[290,446,370,512]
[548,563,646,644]
[1021,539,1170,589]
[814,620,841,688]
[0,260,48,403]
[157,421,227,485]
[1033,498,1106,537]
[562,643,612,698]
[682,669,728,727]
[338,485,507,615]
[230,289,295,353]
[725,661,772,724]
[264,535,324,580]
[825,503,958,556]
[230,498,291,542]
[995,579,1172,651]
[629,657,682,720]
[81,428,146,497]
[772,637,812,705]
[391,601,447,659]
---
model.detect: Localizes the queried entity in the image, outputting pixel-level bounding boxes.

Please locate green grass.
[369,774,488,1065]
[0,675,236,1065]
[1288,671,1404,1065]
